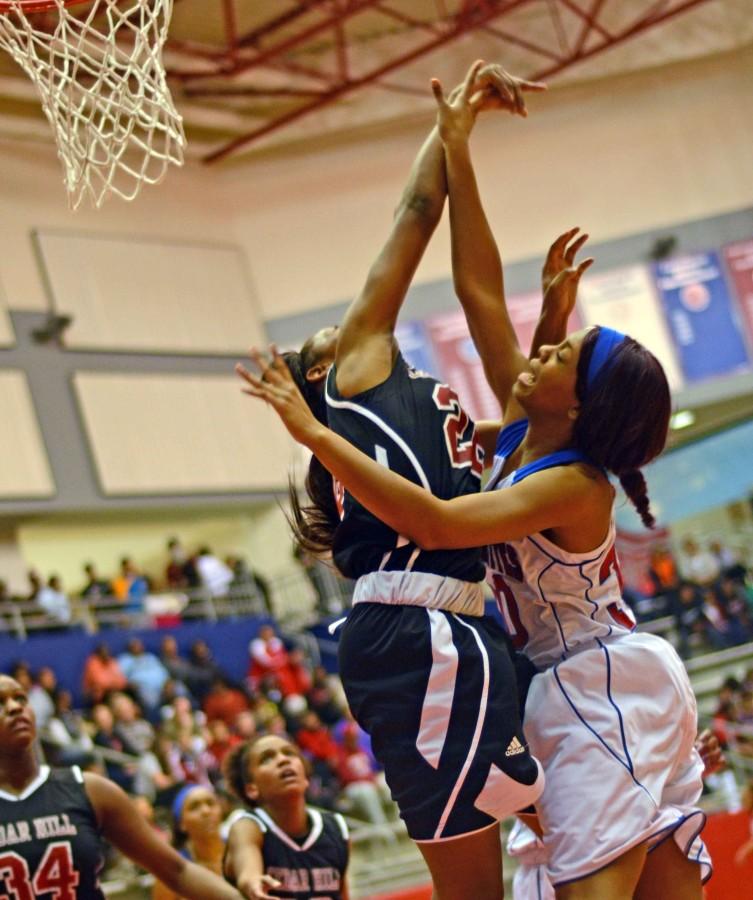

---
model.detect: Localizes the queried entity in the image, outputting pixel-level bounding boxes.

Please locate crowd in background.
[626,535,753,658]
[0,536,354,631]
[4,620,397,879]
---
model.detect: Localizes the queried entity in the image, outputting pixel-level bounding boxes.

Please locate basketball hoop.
[0,0,185,209]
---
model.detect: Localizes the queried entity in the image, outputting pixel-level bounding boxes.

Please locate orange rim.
[0,1,94,13]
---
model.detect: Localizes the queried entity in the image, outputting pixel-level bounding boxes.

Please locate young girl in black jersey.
[223,735,349,900]
[239,62,551,900]
[0,675,244,900]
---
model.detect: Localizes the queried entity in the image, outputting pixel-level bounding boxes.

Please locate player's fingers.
[430,77,447,109]
[576,257,595,276]
[462,59,485,100]
[565,232,589,264]
[550,227,579,255]
[520,78,548,92]
[510,79,527,117]
[235,362,263,388]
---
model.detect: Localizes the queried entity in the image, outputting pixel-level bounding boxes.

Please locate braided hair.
[573,327,670,528]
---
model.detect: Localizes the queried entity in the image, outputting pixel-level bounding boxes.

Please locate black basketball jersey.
[326,354,486,581]
[0,766,105,899]
[240,807,348,899]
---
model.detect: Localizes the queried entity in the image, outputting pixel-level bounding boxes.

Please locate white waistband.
[352,570,485,617]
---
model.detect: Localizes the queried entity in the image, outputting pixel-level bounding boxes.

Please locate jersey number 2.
[0,844,80,900]
[432,384,484,478]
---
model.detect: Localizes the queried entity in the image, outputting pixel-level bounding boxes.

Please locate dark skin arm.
[237,349,612,553]
[224,816,350,900]
[84,774,244,900]
[334,62,539,398]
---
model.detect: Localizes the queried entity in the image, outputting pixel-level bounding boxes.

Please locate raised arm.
[237,349,602,550]
[335,62,526,397]
[84,774,245,900]
[432,66,545,420]
[529,228,593,358]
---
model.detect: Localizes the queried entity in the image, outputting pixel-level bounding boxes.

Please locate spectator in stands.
[112,556,149,614]
[159,635,194,691]
[680,536,721,587]
[118,637,170,712]
[26,665,56,734]
[187,639,225,702]
[307,665,346,727]
[206,718,241,770]
[703,588,750,649]
[26,569,41,602]
[91,702,135,792]
[165,537,199,589]
[671,580,708,657]
[709,539,747,583]
[233,710,258,743]
[44,686,94,766]
[737,690,753,757]
[247,624,295,694]
[336,722,395,838]
[226,555,273,615]
[111,691,156,755]
[82,641,128,705]
[716,576,753,634]
[195,546,233,599]
[0,578,9,604]
[712,677,742,750]
[36,573,72,625]
[648,544,680,616]
[202,677,251,728]
[81,562,112,600]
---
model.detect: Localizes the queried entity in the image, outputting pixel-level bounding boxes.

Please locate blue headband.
[586,327,626,393]
[172,784,203,825]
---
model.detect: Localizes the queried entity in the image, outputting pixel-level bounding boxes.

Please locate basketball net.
[0,0,185,209]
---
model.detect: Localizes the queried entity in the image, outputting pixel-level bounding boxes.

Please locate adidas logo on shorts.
[505,736,526,757]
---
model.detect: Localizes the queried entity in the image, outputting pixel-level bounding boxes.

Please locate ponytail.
[574,328,669,531]
[618,469,654,529]
[282,350,340,558]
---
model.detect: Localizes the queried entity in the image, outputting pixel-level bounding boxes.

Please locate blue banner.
[395,319,439,376]
[653,251,750,382]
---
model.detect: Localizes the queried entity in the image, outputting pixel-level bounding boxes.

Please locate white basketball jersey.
[484,421,636,669]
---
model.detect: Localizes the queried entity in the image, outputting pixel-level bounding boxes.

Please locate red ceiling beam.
[202,0,536,163]
[196,0,717,163]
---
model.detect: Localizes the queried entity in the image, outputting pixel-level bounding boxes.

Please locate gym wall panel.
[73,371,297,495]
[0,277,14,346]
[34,231,263,354]
[0,371,54,497]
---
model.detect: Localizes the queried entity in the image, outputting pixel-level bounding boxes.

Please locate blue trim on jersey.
[537,561,569,656]
[511,449,592,485]
[582,566,613,637]
[536,867,543,900]
[597,639,634,776]
[646,811,711,883]
[552,663,655,804]
[495,418,527,457]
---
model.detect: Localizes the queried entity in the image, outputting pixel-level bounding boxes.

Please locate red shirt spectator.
[82,643,127,703]
[202,678,250,727]
[295,711,339,764]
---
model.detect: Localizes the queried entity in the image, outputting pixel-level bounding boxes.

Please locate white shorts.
[524,632,712,887]
[507,820,555,900]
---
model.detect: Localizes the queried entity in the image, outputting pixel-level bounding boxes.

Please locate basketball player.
[0,674,244,900]
[153,785,226,900]
[506,730,724,900]
[241,62,548,900]
[237,71,712,899]
[223,735,349,900]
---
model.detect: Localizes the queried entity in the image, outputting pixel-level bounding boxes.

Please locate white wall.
[228,45,753,319]
[1,46,751,321]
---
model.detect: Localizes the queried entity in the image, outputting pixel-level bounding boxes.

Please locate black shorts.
[338,603,543,841]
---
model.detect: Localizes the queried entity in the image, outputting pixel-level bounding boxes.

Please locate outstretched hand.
[541,227,594,320]
[431,60,547,144]
[235,346,322,448]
